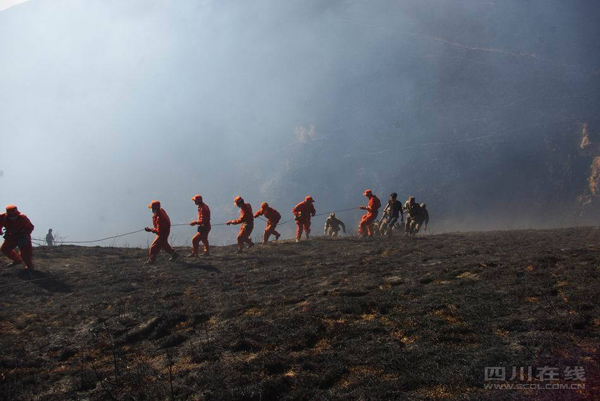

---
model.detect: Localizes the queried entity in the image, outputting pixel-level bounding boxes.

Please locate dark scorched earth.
[0,227,598,400]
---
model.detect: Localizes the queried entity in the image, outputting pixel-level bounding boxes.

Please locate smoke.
[0,0,30,13]
[1,0,599,247]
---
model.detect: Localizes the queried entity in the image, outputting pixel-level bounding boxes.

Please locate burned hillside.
[0,227,598,400]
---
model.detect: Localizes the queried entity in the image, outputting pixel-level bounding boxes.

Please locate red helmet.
[305,196,314,203]
[364,189,373,196]
[192,194,203,202]
[234,196,244,205]
[147,200,161,209]
[6,205,18,215]
[260,202,268,209]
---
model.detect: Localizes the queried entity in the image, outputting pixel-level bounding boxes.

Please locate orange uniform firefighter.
[145,200,179,264]
[0,205,35,270]
[358,189,381,238]
[292,196,316,242]
[227,196,255,252]
[189,194,211,257]
[254,202,281,244]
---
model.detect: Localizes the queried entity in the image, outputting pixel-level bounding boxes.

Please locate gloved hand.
[359,206,367,210]
[144,227,153,233]
[226,221,233,226]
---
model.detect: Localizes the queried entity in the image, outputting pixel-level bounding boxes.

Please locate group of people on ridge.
[0,191,429,269]
[324,192,429,237]
[143,195,317,264]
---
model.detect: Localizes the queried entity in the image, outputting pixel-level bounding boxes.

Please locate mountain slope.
[0,228,598,400]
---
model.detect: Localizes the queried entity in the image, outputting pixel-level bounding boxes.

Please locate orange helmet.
[148,200,161,209]
[6,205,18,215]
[305,196,314,203]
[364,189,373,196]
[234,196,244,205]
[192,194,203,202]
[260,202,268,209]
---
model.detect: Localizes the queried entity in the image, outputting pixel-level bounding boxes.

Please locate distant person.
[46,229,54,246]
[404,196,424,235]
[292,196,316,242]
[0,205,35,270]
[416,203,430,234]
[358,189,381,238]
[189,194,211,257]
[324,212,346,236]
[144,200,179,264]
[227,196,255,253]
[254,202,281,244]
[379,192,403,236]
[404,196,417,235]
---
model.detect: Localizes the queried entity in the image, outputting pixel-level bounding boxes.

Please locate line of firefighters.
[0,191,429,269]
[324,192,429,237]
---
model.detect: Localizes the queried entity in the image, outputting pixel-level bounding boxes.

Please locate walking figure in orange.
[227,196,254,253]
[254,202,281,244]
[0,205,35,270]
[189,194,211,257]
[145,200,179,264]
[292,196,316,242]
[358,189,381,238]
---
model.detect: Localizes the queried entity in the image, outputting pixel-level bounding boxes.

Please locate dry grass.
[0,227,598,400]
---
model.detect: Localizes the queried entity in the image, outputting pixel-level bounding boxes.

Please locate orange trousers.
[149,235,175,262]
[1,238,34,269]
[295,219,311,240]
[237,222,254,251]
[358,212,378,237]
[263,222,280,244]
[192,225,211,255]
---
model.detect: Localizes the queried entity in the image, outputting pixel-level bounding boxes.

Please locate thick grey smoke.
[1,0,598,247]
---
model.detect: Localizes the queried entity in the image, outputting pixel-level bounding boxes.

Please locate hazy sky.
[0,0,29,12]
[1,0,599,247]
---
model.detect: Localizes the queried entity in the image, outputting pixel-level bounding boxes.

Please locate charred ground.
[0,227,598,400]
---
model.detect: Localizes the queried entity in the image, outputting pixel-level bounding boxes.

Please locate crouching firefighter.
[0,205,35,270]
[254,202,281,244]
[324,213,346,236]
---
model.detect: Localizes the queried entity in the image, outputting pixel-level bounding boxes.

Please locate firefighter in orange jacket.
[227,196,254,252]
[145,200,179,264]
[292,196,316,242]
[358,189,381,238]
[189,194,211,257]
[254,202,281,244]
[0,205,35,270]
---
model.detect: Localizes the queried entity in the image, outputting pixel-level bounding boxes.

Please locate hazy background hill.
[1,0,599,246]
